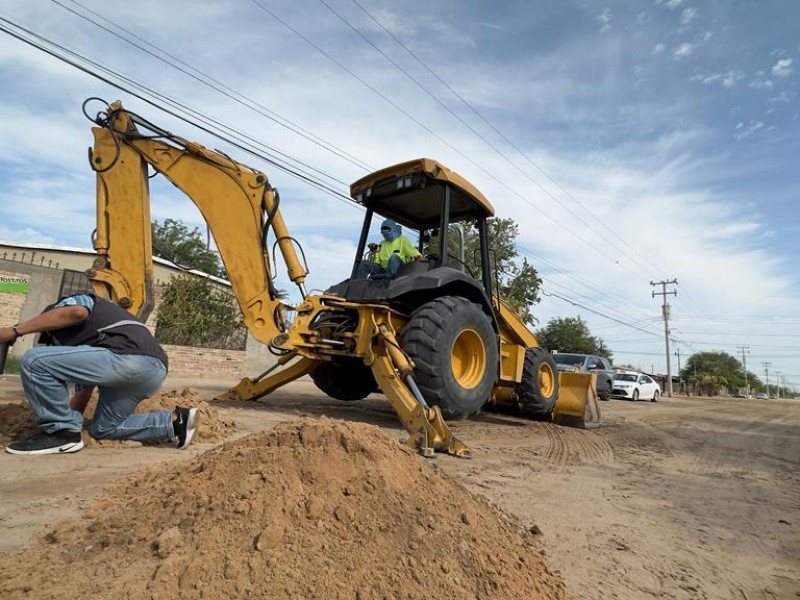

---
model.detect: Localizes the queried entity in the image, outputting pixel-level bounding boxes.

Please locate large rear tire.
[400,296,498,419]
[518,347,559,419]
[310,359,378,401]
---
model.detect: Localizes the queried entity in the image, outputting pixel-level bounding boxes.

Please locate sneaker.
[173,407,199,449]
[5,430,84,455]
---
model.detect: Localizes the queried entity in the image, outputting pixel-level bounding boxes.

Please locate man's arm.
[0,305,90,343]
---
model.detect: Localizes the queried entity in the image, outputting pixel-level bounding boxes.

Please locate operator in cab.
[355,218,421,280]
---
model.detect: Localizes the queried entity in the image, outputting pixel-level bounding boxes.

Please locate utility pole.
[651,279,677,397]
[775,372,782,398]
[762,362,771,397]
[737,345,750,395]
[674,347,681,372]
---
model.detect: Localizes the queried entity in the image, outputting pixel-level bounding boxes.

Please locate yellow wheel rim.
[538,361,556,397]
[451,329,486,389]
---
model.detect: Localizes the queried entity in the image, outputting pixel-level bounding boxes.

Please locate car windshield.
[614,374,638,382]
[553,354,584,366]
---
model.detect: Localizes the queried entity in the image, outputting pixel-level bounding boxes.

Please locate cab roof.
[349,158,495,230]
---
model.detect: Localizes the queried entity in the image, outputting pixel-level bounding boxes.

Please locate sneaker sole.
[178,408,199,450]
[5,440,85,456]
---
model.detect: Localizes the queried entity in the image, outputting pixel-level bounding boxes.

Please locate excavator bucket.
[552,372,601,429]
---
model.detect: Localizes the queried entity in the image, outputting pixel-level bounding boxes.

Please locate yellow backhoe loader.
[84,99,600,458]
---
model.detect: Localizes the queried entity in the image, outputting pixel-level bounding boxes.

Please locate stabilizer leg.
[217,353,319,402]
[370,323,471,458]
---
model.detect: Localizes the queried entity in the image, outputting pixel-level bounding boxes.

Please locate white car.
[611,372,661,402]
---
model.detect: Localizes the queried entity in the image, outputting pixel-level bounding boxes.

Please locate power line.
[51,0,370,175]
[321,0,662,280]
[348,0,668,279]
[246,0,655,280]
[0,17,357,206]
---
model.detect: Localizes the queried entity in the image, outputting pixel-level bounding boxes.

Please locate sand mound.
[0,418,569,600]
[0,402,39,444]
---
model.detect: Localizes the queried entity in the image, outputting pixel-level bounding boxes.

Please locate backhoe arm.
[87,101,306,345]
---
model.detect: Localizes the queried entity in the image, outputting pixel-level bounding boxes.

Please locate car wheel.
[599,379,612,401]
[632,389,639,401]
[651,390,659,403]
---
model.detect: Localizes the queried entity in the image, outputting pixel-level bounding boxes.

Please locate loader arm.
[87,101,306,345]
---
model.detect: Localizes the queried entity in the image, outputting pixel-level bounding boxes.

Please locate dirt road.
[1,375,798,599]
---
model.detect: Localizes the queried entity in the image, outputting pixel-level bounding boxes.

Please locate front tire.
[518,348,559,419]
[400,296,498,419]
[651,390,659,403]
[310,359,378,401]
[632,389,640,402]
[599,379,612,401]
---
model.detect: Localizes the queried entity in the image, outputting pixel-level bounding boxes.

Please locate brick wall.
[161,344,245,377]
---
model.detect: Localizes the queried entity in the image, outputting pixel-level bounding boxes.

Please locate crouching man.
[0,294,197,455]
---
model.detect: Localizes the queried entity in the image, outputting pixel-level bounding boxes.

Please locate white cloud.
[654,42,666,54]
[596,8,613,33]
[749,78,774,90]
[692,70,743,88]
[674,42,694,59]
[680,7,698,28]
[772,58,793,77]
[734,121,765,139]
[769,91,793,104]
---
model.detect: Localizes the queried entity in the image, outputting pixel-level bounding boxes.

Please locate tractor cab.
[329,158,497,315]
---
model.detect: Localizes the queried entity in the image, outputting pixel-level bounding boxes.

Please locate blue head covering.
[380,218,401,242]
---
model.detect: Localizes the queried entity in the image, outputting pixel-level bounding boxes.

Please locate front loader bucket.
[552,372,601,429]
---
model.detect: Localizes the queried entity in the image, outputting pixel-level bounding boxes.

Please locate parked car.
[611,372,661,402]
[755,392,769,400]
[552,353,614,400]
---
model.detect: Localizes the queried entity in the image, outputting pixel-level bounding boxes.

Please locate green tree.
[534,316,612,359]
[152,219,224,278]
[452,217,542,325]
[680,351,762,395]
[155,274,246,350]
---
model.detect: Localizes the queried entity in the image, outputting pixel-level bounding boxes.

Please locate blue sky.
[1,0,798,392]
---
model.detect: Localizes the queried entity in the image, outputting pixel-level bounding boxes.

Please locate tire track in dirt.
[542,423,615,469]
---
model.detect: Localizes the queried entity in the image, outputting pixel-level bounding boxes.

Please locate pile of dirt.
[1,387,236,448]
[0,402,39,444]
[0,418,569,600]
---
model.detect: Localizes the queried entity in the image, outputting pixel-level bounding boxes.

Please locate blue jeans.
[355,254,403,279]
[20,346,171,442]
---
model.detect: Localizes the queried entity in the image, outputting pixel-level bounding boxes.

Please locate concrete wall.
[1,261,64,356]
